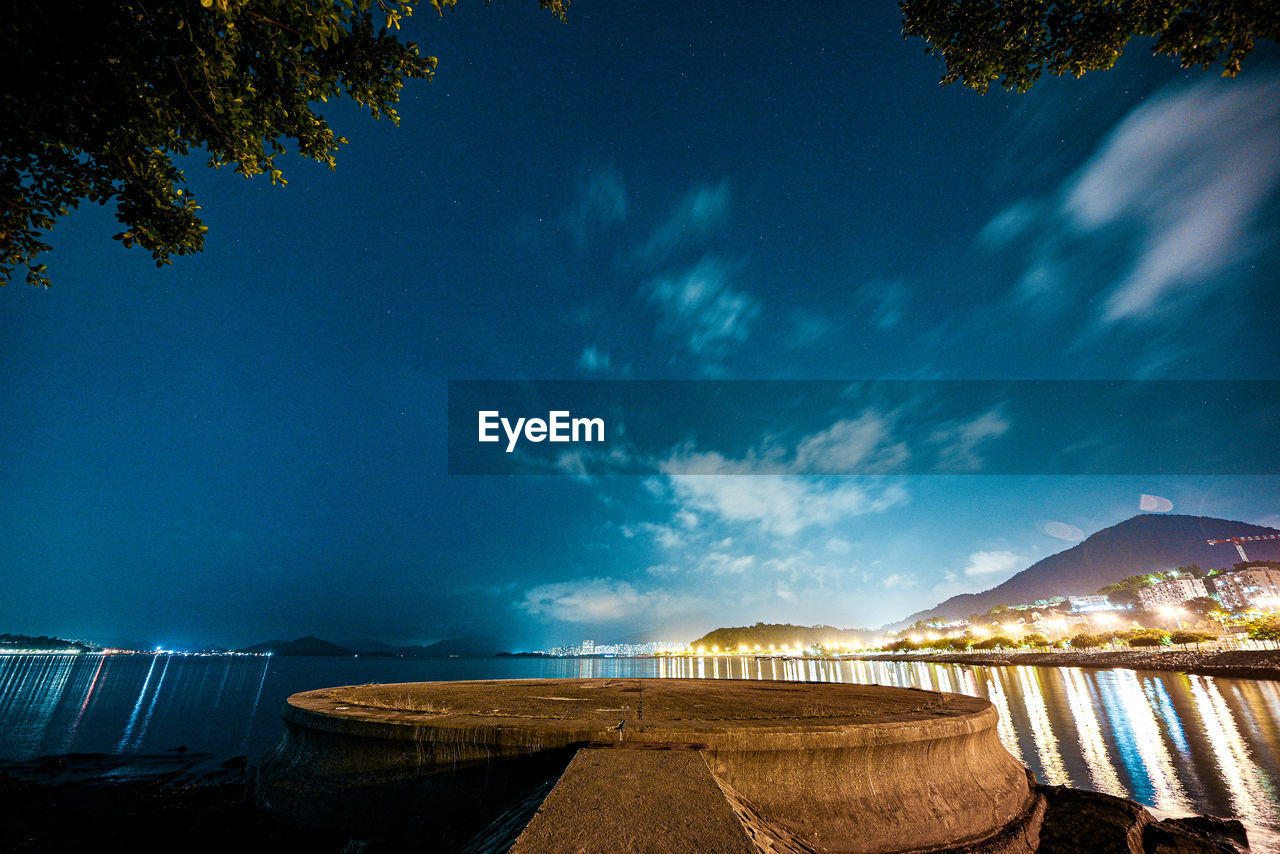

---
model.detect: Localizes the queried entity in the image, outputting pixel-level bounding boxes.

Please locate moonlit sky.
[2,3,1278,650]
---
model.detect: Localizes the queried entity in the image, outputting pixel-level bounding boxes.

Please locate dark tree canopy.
[900,0,1279,94]
[1,0,567,286]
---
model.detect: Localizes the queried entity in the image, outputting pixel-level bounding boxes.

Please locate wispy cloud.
[985,77,1280,328]
[964,550,1022,578]
[977,199,1042,249]
[658,461,907,537]
[1067,80,1280,322]
[793,412,910,474]
[648,256,760,360]
[697,551,756,575]
[638,181,730,262]
[520,577,669,623]
[577,344,612,374]
[928,408,1011,473]
[568,167,628,248]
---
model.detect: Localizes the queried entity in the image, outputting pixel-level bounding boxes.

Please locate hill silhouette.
[892,514,1280,627]
[238,636,356,656]
[238,635,496,657]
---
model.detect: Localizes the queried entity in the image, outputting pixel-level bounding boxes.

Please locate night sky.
[3,3,1278,651]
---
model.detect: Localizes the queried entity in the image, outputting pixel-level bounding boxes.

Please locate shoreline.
[845,647,1280,680]
[0,752,352,852]
[0,748,1253,853]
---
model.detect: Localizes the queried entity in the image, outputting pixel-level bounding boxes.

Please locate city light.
[1161,607,1186,630]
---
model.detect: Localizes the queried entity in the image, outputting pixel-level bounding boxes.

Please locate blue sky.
[2,3,1278,650]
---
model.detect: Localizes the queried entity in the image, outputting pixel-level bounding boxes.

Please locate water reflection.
[2,653,1278,845]
[1189,675,1274,827]
[1014,666,1069,786]
[1099,670,1191,812]
[983,668,1024,763]
[641,655,1279,841]
[1062,667,1125,797]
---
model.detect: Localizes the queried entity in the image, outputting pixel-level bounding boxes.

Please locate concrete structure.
[256,678,1043,853]
[1212,566,1280,612]
[1137,577,1208,612]
[1067,594,1112,613]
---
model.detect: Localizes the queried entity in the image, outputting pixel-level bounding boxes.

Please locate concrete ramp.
[509,748,759,853]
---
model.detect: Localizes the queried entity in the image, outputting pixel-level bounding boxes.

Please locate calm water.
[3,653,1279,849]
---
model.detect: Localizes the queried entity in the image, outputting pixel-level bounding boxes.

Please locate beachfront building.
[1137,577,1208,612]
[1212,566,1280,612]
[1068,594,1112,612]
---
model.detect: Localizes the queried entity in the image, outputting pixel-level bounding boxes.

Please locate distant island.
[0,633,95,653]
[236,635,498,658]
[690,623,869,652]
[0,634,501,658]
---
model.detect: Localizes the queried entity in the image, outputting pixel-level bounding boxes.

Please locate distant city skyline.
[3,4,1278,651]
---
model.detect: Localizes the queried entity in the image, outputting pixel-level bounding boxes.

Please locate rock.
[1035,785,1249,854]
[34,757,67,774]
[1146,817,1249,854]
[1037,785,1149,854]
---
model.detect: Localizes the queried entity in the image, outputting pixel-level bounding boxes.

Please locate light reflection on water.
[2,653,1278,848]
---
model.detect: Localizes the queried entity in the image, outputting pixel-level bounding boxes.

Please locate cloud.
[825,537,851,554]
[639,181,730,262]
[978,199,1042,248]
[568,168,628,248]
[648,256,760,359]
[881,573,912,589]
[651,409,913,536]
[697,552,756,575]
[643,523,685,549]
[990,77,1280,328]
[661,462,907,537]
[964,550,1022,578]
[929,408,1011,472]
[793,412,910,474]
[1066,81,1280,322]
[577,345,612,374]
[520,577,665,623]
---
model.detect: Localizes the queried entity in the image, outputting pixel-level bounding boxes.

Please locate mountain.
[238,636,356,656]
[892,514,1280,627]
[339,636,498,658]
[238,635,499,657]
[691,623,871,651]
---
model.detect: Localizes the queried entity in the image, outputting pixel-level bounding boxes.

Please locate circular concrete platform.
[255,678,1037,852]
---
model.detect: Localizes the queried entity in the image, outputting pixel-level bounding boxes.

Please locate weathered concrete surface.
[255,678,1037,852]
[509,748,758,854]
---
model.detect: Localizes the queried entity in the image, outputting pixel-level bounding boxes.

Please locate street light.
[1161,607,1184,630]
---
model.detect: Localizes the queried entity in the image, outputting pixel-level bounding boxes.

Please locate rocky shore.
[0,752,350,853]
[851,648,1280,680]
[0,751,1254,852]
